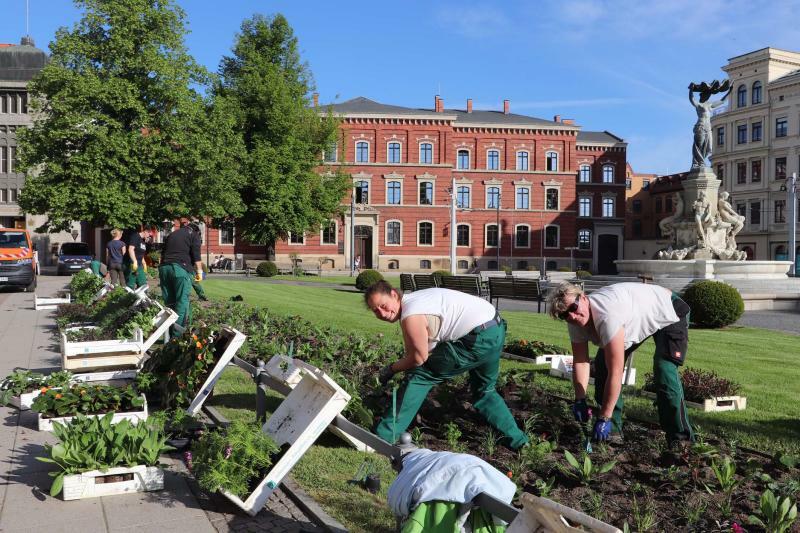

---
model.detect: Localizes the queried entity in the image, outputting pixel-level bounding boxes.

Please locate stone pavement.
[0,276,328,533]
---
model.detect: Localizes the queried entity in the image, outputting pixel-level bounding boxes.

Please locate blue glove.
[572,399,591,423]
[593,418,612,441]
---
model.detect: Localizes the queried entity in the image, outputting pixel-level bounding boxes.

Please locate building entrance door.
[354,225,373,269]
[597,234,619,275]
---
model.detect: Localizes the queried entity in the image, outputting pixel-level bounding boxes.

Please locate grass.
[199,279,800,530]
[269,274,400,286]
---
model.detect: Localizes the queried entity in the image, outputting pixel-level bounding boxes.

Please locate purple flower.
[184,451,193,470]
[224,445,232,459]
[731,523,744,533]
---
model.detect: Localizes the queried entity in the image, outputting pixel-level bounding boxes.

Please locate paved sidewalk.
[0,276,326,533]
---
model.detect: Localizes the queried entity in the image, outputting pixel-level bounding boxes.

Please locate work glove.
[572,398,591,423]
[131,261,138,272]
[593,418,612,441]
[378,364,395,385]
[143,263,148,273]
[195,272,203,282]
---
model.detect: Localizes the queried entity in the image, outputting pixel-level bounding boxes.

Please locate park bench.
[413,274,438,290]
[440,275,484,298]
[400,273,416,292]
[489,277,546,312]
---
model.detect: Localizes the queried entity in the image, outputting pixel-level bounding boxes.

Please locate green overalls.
[124,263,147,289]
[375,317,529,450]
[158,264,193,331]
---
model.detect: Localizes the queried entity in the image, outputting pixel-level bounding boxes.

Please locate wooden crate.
[641,390,746,412]
[34,292,70,310]
[508,493,621,533]
[185,327,246,415]
[62,465,163,501]
[549,356,636,386]
[37,395,148,432]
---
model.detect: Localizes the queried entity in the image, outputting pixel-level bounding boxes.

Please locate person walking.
[188,222,208,301]
[105,229,126,287]
[365,281,528,450]
[547,282,694,448]
[123,226,151,289]
[159,218,202,333]
[354,255,361,273]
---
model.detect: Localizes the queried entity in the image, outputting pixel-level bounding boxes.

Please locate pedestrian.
[123,225,151,289]
[365,281,529,450]
[188,222,209,301]
[547,282,694,449]
[159,218,203,333]
[354,255,361,273]
[105,229,126,287]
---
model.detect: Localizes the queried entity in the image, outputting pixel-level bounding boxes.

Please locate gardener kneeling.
[547,282,694,448]
[365,281,528,450]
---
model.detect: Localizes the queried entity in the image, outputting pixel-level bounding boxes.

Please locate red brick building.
[206,96,627,274]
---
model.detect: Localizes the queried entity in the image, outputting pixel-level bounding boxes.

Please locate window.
[642,179,650,191]
[323,141,337,163]
[545,226,559,248]
[579,165,591,183]
[321,221,337,244]
[515,187,529,209]
[752,81,762,104]
[775,200,786,223]
[457,149,470,169]
[633,219,642,238]
[517,151,529,171]
[456,186,470,208]
[387,181,401,204]
[752,121,762,142]
[356,141,369,163]
[602,165,614,183]
[545,188,559,210]
[625,178,631,190]
[8,147,15,172]
[655,198,662,213]
[457,260,469,269]
[0,146,6,173]
[751,160,761,183]
[487,260,498,269]
[602,197,614,217]
[355,180,369,203]
[737,125,747,144]
[418,181,433,205]
[578,229,591,250]
[418,221,433,245]
[9,188,16,203]
[289,232,305,244]
[486,186,500,209]
[420,259,431,269]
[776,117,788,138]
[717,126,725,146]
[546,260,557,271]
[579,197,591,217]
[456,224,470,246]
[387,142,401,163]
[485,224,499,247]
[737,162,747,184]
[386,221,401,245]
[0,188,6,202]
[515,225,530,247]
[546,151,558,172]
[717,164,724,180]
[9,93,18,113]
[750,201,761,225]
[776,157,787,180]
[737,85,747,107]
[220,221,234,245]
[388,260,399,270]
[632,200,642,213]
[736,203,746,217]
[419,143,433,164]
[487,149,499,170]
[666,197,673,212]
[517,260,528,270]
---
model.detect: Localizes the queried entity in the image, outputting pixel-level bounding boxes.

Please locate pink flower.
[224,445,232,459]
[587,408,593,417]
[731,523,744,533]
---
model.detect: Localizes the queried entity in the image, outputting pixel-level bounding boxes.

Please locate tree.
[18,0,245,231]
[216,13,349,245]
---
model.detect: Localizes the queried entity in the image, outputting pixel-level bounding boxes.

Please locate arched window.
[487,149,500,170]
[457,259,469,269]
[387,181,401,204]
[419,142,433,164]
[457,149,470,169]
[418,221,433,245]
[387,259,400,270]
[546,260,557,271]
[485,224,499,247]
[752,81,762,105]
[579,164,591,183]
[545,225,559,248]
[516,187,530,209]
[545,188,559,210]
[418,181,433,205]
[486,186,500,209]
[517,151,529,171]
[515,225,530,247]
[420,259,432,269]
[578,229,591,250]
[456,224,470,246]
[386,220,401,245]
[356,141,369,163]
[546,151,559,172]
[737,85,747,108]
[602,165,614,183]
[774,245,787,260]
[488,260,498,270]
[355,180,369,204]
[456,186,470,208]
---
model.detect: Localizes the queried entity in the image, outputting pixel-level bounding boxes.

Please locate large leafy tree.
[18,0,245,231]
[216,13,349,245]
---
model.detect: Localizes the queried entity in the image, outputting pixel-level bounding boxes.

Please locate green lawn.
[270,274,400,286]
[201,278,800,531]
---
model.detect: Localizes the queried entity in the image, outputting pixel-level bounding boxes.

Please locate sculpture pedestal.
[615,259,792,280]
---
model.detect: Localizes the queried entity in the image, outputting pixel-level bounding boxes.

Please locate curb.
[281,476,349,533]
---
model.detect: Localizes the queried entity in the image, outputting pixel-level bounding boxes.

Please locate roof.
[326,97,445,117]
[771,68,800,86]
[0,37,47,82]
[576,130,624,144]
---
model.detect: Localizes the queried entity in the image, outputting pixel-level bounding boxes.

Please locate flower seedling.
[562,449,616,486]
[747,489,798,533]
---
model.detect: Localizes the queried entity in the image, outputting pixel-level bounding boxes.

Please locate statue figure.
[689,80,732,168]
[717,191,745,245]
[658,192,684,240]
[693,191,712,245]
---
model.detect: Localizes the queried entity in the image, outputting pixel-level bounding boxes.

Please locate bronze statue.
[689,80,732,168]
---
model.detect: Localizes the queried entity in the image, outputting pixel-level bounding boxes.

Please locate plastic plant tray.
[185,327,246,415]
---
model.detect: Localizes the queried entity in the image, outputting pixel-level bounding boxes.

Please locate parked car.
[57,242,93,275]
[0,228,37,291]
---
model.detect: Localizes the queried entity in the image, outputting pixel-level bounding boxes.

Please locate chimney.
[435,95,445,113]
[503,100,510,114]
[562,118,575,125]
[553,114,561,123]
[467,98,473,113]
[312,93,319,107]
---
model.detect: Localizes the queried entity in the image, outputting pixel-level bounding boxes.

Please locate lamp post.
[450,177,457,274]
[564,246,578,272]
[782,172,798,276]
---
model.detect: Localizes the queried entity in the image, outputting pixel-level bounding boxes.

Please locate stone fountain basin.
[615,259,792,280]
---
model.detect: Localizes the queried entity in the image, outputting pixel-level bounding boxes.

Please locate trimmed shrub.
[355,269,383,291]
[683,280,744,328]
[432,269,452,285]
[256,261,278,278]
[576,270,592,279]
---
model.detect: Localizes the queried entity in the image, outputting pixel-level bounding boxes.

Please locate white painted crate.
[61,326,144,372]
[9,388,44,410]
[641,390,746,412]
[62,465,164,501]
[37,394,148,432]
[70,369,138,383]
[34,291,71,310]
[507,493,621,533]
[185,327,246,415]
[90,282,115,303]
[549,356,637,386]
[220,356,350,516]
[141,302,178,352]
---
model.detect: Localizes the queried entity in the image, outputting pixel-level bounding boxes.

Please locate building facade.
[207,96,627,274]
[711,47,800,264]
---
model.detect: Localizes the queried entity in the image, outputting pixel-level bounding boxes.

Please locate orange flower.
[197,354,203,360]
[55,393,63,399]
[506,471,513,478]
[196,341,202,348]
[40,387,48,393]
[192,334,198,341]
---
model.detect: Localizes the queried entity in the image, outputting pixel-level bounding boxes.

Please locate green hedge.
[683,280,744,328]
[256,261,278,277]
[355,269,383,291]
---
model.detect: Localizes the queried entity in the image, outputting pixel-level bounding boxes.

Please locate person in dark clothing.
[106,229,126,286]
[123,226,151,289]
[159,218,202,332]
[188,222,208,301]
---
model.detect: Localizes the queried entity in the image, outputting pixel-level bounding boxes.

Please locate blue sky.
[2,0,800,175]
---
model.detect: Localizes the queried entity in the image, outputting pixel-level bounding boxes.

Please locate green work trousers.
[159,264,192,332]
[593,298,694,444]
[124,263,147,289]
[375,320,528,449]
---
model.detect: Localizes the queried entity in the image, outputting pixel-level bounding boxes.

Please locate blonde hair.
[110,229,122,238]
[547,282,584,320]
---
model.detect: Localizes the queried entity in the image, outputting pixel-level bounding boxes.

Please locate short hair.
[363,280,402,307]
[110,229,122,238]
[547,282,584,320]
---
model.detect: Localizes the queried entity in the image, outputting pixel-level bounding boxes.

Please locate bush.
[256,261,278,277]
[557,266,571,272]
[683,280,744,328]
[355,269,383,291]
[576,270,592,279]
[432,269,452,285]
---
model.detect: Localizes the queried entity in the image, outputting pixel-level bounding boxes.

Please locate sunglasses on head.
[557,298,580,320]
